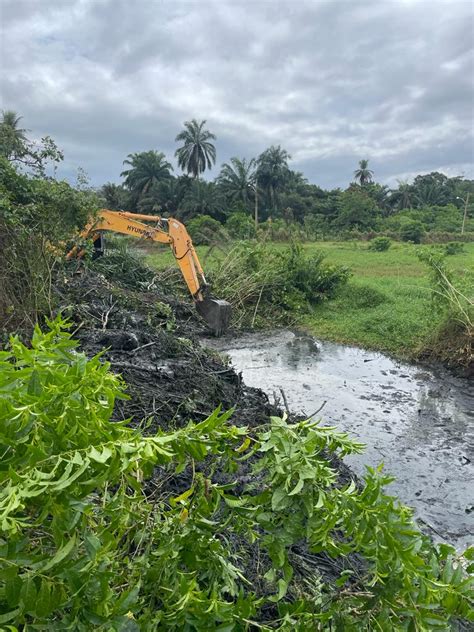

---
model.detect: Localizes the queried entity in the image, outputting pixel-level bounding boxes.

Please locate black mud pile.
[57,265,275,433]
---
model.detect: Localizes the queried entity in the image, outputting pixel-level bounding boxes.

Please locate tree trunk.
[462,192,470,234]
[254,184,258,230]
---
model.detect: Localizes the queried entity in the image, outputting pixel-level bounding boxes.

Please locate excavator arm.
[67,209,231,334]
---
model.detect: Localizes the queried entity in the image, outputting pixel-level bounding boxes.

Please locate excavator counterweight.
[67,209,231,335]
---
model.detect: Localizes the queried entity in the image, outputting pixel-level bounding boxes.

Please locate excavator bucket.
[196,297,232,336]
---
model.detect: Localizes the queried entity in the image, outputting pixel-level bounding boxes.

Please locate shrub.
[225,213,256,239]
[186,214,227,245]
[282,243,350,305]
[343,282,389,309]
[444,241,465,255]
[418,249,473,368]
[0,157,98,330]
[400,220,425,243]
[0,220,55,331]
[210,242,349,326]
[368,236,392,251]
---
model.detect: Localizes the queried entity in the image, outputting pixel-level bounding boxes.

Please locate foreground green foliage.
[1,319,473,629]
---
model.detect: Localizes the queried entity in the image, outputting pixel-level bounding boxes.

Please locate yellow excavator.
[67,209,231,334]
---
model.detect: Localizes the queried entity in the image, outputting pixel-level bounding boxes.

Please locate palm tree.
[354,159,374,186]
[217,157,256,209]
[175,119,216,179]
[0,110,28,159]
[410,172,452,208]
[180,180,223,221]
[100,183,131,210]
[257,145,291,212]
[389,181,413,211]
[120,151,173,198]
[155,176,193,215]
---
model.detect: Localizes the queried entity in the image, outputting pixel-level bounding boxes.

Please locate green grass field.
[145,240,474,359]
[300,241,473,357]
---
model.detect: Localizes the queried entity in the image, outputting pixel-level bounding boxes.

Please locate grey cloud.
[0,0,472,188]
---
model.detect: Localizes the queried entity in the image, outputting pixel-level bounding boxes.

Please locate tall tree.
[410,172,454,207]
[257,145,291,213]
[120,151,173,198]
[217,157,256,210]
[175,119,216,179]
[337,188,380,230]
[354,159,374,186]
[0,111,63,175]
[363,183,391,214]
[285,169,308,192]
[0,110,28,159]
[154,176,193,216]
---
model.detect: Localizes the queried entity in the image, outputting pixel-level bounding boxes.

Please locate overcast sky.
[1,0,473,189]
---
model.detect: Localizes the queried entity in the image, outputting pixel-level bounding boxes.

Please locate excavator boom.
[68,209,231,334]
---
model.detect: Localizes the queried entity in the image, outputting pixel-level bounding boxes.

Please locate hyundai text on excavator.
[67,209,231,335]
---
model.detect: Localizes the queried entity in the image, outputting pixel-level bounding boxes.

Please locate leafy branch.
[0,317,472,629]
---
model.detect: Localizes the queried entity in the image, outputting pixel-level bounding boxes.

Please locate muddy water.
[207,330,474,549]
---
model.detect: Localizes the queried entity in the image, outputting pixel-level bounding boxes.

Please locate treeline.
[1,111,473,244]
[97,119,474,242]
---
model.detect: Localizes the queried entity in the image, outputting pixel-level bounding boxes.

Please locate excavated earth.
[54,263,362,597]
[58,266,277,434]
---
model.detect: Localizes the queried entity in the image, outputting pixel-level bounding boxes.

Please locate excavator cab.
[92,233,105,258]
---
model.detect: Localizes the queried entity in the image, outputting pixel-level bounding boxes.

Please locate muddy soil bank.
[206,330,474,549]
